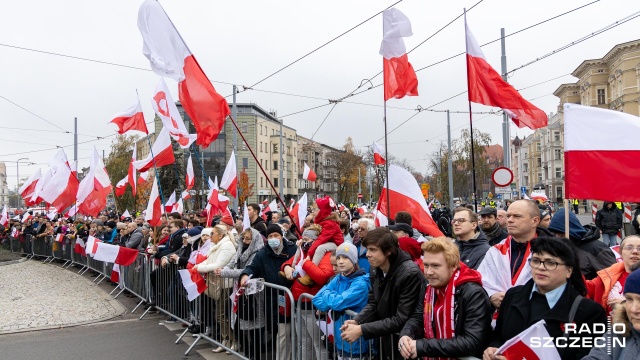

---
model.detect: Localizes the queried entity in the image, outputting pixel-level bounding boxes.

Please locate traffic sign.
[495,186,511,194]
[492,167,514,187]
[357,193,363,199]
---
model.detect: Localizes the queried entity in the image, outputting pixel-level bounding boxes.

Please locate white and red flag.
[111,264,121,283]
[138,171,148,184]
[242,202,251,231]
[152,78,197,148]
[372,142,386,165]
[77,148,112,217]
[128,143,138,197]
[93,242,139,266]
[178,268,207,301]
[121,210,131,220]
[55,233,64,243]
[173,198,184,215]
[303,162,317,182]
[564,104,640,201]
[109,98,148,134]
[29,168,52,206]
[65,204,78,218]
[185,154,195,191]
[46,208,57,221]
[496,320,561,360]
[261,199,278,218]
[380,8,418,101]
[39,149,80,212]
[220,151,238,197]
[145,178,163,226]
[477,238,533,298]
[132,127,175,172]
[377,164,444,237]
[115,176,128,197]
[465,17,546,130]
[21,212,33,223]
[290,193,308,232]
[138,0,230,148]
[0,206,8,228]
[85,235,101,257]
[19,169,41,205]
[74,237,86,256]
[165,191,177,213]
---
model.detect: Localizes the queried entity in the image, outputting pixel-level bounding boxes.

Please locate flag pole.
[564,199,570,239]
[382,15,391,222]
[464,9,478,212]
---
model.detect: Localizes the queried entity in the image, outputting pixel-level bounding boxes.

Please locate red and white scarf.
[423,269,459,360]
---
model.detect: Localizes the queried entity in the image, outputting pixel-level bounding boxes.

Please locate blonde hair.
[421,237,460,268]
[213,224,228,238]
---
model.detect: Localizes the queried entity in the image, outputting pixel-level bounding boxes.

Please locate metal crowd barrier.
[119,253,149,313]
[84,254,106,284]
[70,238,88,273]
[32,235,53,263]
[51,237,72,267]
[10,235,33,258]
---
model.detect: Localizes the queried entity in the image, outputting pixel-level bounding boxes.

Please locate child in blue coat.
[313,243,372,359]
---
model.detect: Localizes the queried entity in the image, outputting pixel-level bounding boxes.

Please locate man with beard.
[478,207,508,246]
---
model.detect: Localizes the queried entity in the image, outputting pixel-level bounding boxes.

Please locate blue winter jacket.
[312,269,372,357]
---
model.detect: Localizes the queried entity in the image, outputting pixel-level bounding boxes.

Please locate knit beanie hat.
[201,227,213,236]
[302,228,319,240]
[266,224,283,237]
[335,243,358,266]
[624,269,640,295]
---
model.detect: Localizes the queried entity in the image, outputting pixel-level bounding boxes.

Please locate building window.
[536,142,541,151]
[242,158,248,169]
[260,125,262,135]
[274,178,278,187]
[553,132,560,142]
[555,167,562,178]
[273,144,278,154]
[273,161,278,170]
[536,158,541,167]
[261,177,263,187]
[556,186,563,199]
[597,88,606,105]
[537,172,542,182]
[287,179,291,188]
[554,149,562,160]
[241,122,248,132]
[287,162,291,172]
[242,141,247,150]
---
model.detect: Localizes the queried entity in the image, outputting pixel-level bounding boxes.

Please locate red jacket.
[282,251,335,301]
[306,219,344,259]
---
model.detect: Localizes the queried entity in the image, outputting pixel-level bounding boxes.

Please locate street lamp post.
[16,158,28,209]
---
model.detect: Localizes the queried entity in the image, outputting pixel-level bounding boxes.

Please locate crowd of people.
[3,197,640,360]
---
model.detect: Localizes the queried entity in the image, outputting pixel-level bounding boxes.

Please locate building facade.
[0,162,8,208]
[296,135,341,201]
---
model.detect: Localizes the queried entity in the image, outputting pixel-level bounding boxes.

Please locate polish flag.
[19,168,41,204]
[165,191,177,213]
[121,210,131,220]
[109,98,148,134]
[290,193,308,233]
[65,205,78,218]
[380,8,418,101]
[46,208,57,221]
[357,204,367,215]
[74,237,86,256]
[289,198,295,212]
[29,168,51,206]
[11,227,19,238]
[0,206,8,227]
[377,165,444,237]
[178,268,207,301]
[145,178,163,226]
[128,143,138,197]
[565,104,640,201]
[220,151,237,197]
[242,202,251,231]
[77,148,113,217]
[261,199,278,217]
[303,162,317,182]
[465,18,547,130]
[111,264,121,283]
[372,142,386,165]
[93,242,139,266]
[115,176,128,197]
[55,233,64,243]
[138,0,230,148]
[496,320,561,360]
[39,149,80,212]
[374,202,389,228]
[85,236,101,257]
[132,127,176,172]
[610,245,623,262]
[181,190,191,200]
[185,154,195,191]
[21,212,33,223]
[139,172,148,184]
[173,198,184,215]
[152,78,197,148]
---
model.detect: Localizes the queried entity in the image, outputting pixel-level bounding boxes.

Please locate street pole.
[447,111,454,211]
[358,166,361,205]
[232,85,239,211]
[500,28,510,169]
[74,117,78,163]
[16,158,28,209]
[279,118,283,202]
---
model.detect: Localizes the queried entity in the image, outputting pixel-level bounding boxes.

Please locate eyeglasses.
[622,246,640,252]
[451,218,471,224]
[528,258,565,270]
[243,237,252,241]
[356,228,365,232]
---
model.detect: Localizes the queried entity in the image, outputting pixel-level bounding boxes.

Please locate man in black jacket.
[452,207,490,269]
[479,207,508,246]
[247,203,267,237]
[399,238,491,359]
[596,201,622,246]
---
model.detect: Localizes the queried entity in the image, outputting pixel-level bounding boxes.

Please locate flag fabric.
[290,193,307,232]
[209,176,216,191]
[138,0,230,148]
[128,143,138,197]
[165,191,177,213]
[178,268,207,301]
[465,17,547,130]
[93,242,139,266]
[302,162,317,182]
[110,99,148,134]
[152,78,197,148]
[132,127,176,172]
[181,190,191,200]
[564,104,640,201]
[74,237,86,256]
[173,198,184,215]
[46,208,57,221]
[55,233,64,243]
[220,151,237,197]
[496,320,561,360]
[185,154,195,191]
[29,168,51,206]
[85,236,101,257]
[261,199,278,217]
[39,149,80,212]
[477,237,532,298]
[138,172,148,184]
[145,179,163,226]
[77,148,112,217]
[19,168,41,205]
[242,201,251,231]
[380,8,418,101]
[21,212,33,223]
[372,142,386,165]
[121,210,131,220]
[111,264,121,283]
[65,204,78,218]
[377,164,444,237]
[611,245,623,262]
[115,176,128,197]
[11,227,19,238]
[0,206,8,227]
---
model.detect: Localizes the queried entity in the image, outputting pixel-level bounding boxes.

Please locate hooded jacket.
[307,196,344,259]
[578,224,617,267]
[354,250,427,360]
[582,302,640,360]
[400,263,492,359]
[250,216,268,238]
[455,231,490,270]
[596,202,623,234]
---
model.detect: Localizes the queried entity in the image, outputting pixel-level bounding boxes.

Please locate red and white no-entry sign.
[492,167,514,187]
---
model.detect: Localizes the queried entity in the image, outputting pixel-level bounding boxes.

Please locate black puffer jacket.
[154,228,187,259]
[354,251,426,360]
[595,202,622,234]
[455,231,490,270]
[400,279,492,358]
[573,224,616,270]
[251,217,268,238]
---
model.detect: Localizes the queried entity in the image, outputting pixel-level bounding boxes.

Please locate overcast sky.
[1,0,636,190]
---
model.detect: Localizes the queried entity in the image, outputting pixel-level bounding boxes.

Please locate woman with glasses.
[483,236,606,360]
[586,235,640,314]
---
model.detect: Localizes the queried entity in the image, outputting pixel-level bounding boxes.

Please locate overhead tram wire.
[0,95,70,133]
[0,134,116,158]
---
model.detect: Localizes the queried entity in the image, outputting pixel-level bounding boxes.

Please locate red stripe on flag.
[383,54,418,101]
[115,247,139,266]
